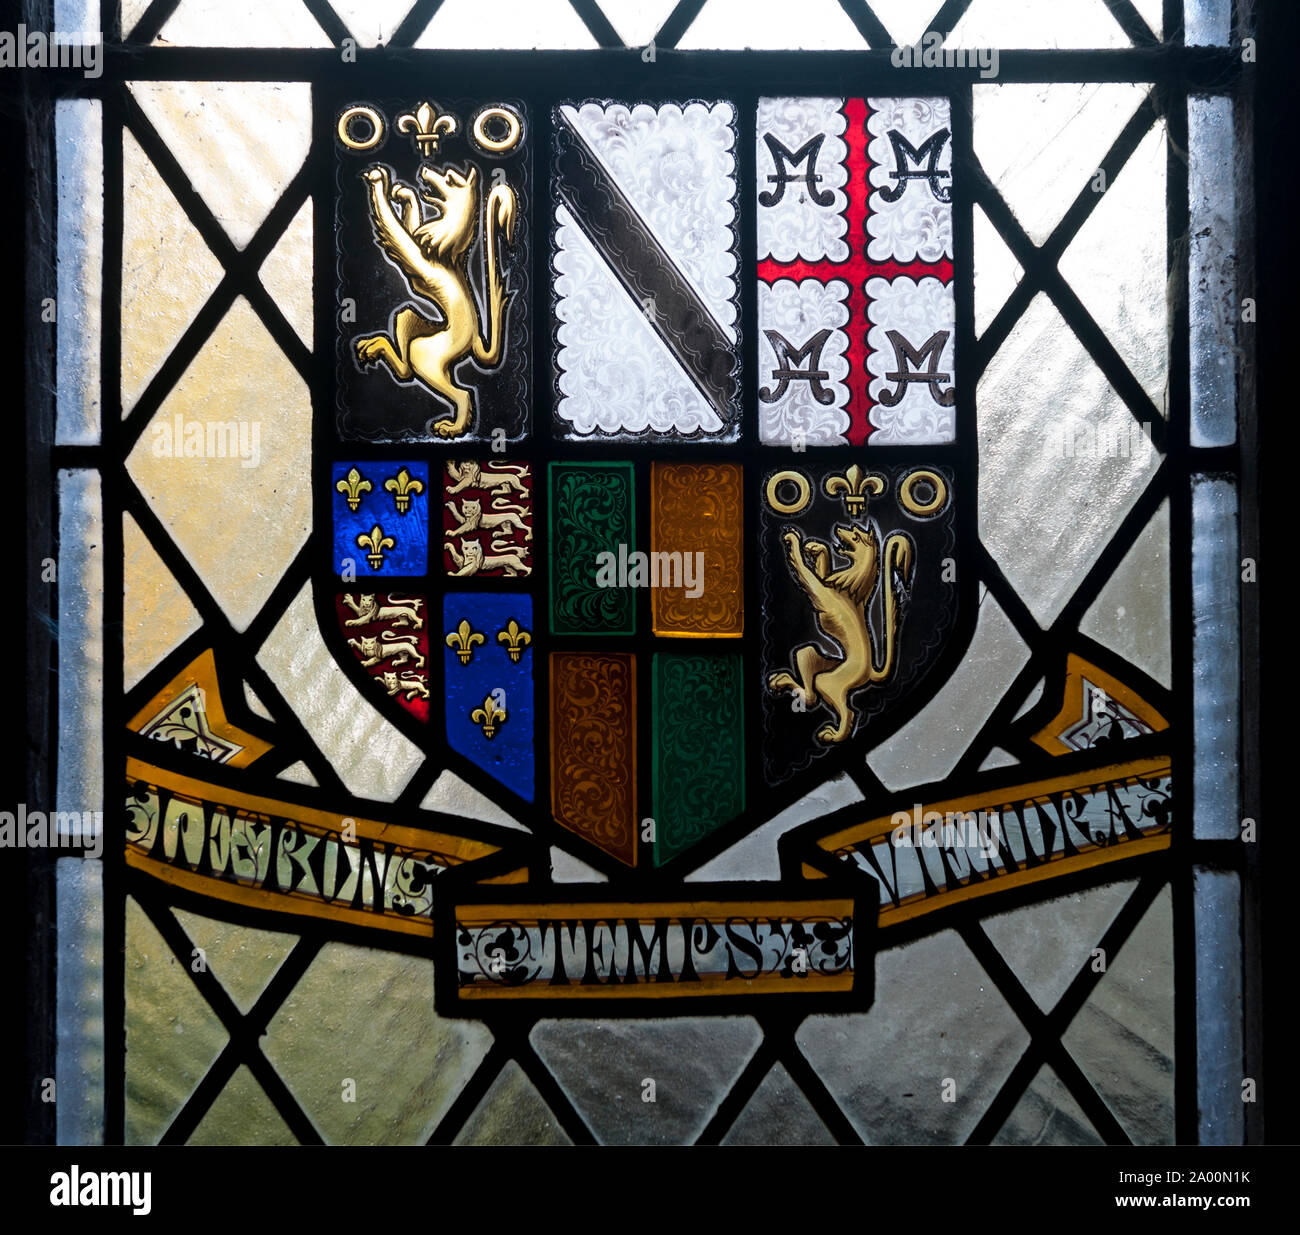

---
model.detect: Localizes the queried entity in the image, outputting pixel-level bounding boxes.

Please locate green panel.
[549,462,636,635]
[652,653,744,865]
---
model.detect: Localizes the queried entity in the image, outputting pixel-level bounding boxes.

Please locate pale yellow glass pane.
[171,909,297,1015]
[949,0,1127,48]
[157,0,333,47]
[125,295,312,632]
[1059,121,1168,410]
[257,585,424,802]
[125,897,227,1145]
[974,82,1148,246]
[978,293,1161,627]
[120,128,224,416]
[187,1065,297,1145]
[328,0,418,46]
[1081,499,1172,689]
[263,944,493,1144]
[123,512,203,693]
[129,81,312,251]
[416,0,597,48]
[259,197,313,350]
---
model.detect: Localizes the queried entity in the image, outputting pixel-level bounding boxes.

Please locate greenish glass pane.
[652,653,744,864]
[548,462,636,635]
[453,1061,571,1146]
[187,1065,297,1146]
[124,897,227,1146]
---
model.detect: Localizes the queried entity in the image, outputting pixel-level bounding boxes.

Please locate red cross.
[757,99,955,445]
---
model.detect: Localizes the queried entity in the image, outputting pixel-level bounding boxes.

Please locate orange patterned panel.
[550,653,638,866]
[650,463,744,637]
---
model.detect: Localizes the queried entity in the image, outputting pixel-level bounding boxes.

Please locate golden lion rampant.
[354,163,516,439]
[768,522,914,743]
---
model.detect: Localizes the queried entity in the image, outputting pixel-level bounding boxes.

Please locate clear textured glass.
[949,0,1128,49]
[257,586,424,801]
[1194,869,1244,1144]
[867,591,1029,789]
[327,1,420,47]
[155,0,332,47]
[721,1064,834,1145]
[1080,499,1172,689]
[597,0,680,47]
[1063,886,1175,1144]
[973,204,1022,338]
[1192,476,1240,840]
[529,1018,761,1144]
[1189,96,1239,447]
[416,0,598,48]
[992,1066,1103,1145]
[1186,0,1233,46]
[977,292,1161,628]
[1058,121,1169,410]
[798,929,1029,1144]
[56,859,104,1145]
[57,470,102,821]
[56,99,102,445]
[678,0,866,48]
[974,83,1149,247]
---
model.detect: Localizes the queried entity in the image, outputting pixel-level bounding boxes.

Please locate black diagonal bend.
[554,113,738,420]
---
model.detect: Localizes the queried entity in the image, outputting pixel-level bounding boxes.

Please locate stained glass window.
[14,0,1273,1171]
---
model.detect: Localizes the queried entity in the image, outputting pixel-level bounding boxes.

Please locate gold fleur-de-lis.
[471,693,506,739]
[356,525,395,570]
[496,619,532,663]
[384,467,425,515]
[397,101,457,156]
[824,465,886,517]
[445,619,485,666]
[335,467,373,512]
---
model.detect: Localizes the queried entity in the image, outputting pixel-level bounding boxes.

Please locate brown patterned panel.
[651,463,744,637]
[549,653,637,866]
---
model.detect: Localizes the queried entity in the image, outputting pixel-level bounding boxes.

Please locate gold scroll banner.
[803,755,1173,930]
[442,894,861,1005]
[125,757,519,939]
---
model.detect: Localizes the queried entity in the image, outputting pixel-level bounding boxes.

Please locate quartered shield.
[311,89,976,1007]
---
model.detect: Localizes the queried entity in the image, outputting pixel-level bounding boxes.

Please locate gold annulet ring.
[766,470,813,515]
[473,106,522,153]
[338,106,384,150]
